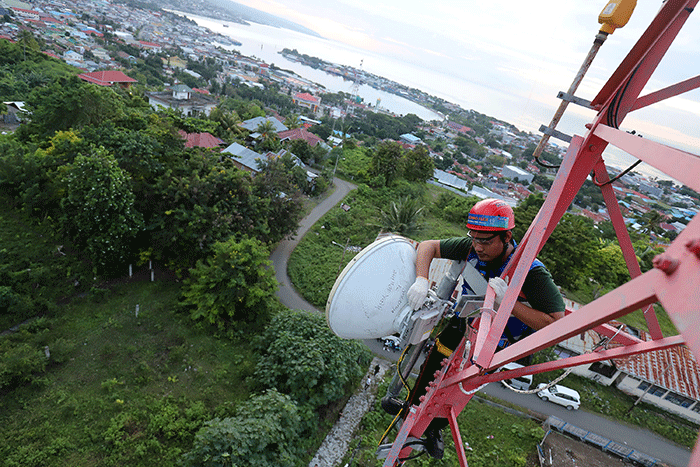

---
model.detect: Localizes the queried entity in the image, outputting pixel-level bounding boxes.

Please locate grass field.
[0,279,258,466]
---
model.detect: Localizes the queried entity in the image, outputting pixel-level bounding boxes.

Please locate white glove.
[407,276,429,310]
[489,277,509,306]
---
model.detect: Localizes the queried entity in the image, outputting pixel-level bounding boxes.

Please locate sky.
[229,0,700,177]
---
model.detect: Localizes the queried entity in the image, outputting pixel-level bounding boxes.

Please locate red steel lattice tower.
[382,1,700,465]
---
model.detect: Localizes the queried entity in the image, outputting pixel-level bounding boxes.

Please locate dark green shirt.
[439,237,565,316]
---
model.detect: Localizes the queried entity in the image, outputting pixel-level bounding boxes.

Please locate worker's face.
[470,230,508,263]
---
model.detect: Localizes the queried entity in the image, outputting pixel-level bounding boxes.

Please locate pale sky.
[232,0,700,162]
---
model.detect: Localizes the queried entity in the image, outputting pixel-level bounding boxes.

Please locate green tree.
[184,390,303,467]
[255,119,281,152]
[59,149,144,274]
[150,155,266,268]
[638,210,665,235]
[252,154,305,242]
[17,75,126,141]
[181,236,277,330]
[255,311,371,408]
[370,140,404,186]
[402,145,435,183]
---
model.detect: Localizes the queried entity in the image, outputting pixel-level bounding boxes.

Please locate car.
[499,362,532,391]
[536,383,581,410]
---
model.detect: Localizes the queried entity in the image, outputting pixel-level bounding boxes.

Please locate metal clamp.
[557,91,593,109]
[539,124,572,143]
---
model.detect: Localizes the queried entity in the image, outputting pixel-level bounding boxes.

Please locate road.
[270,177,694,467]
[480,382,693,467]
[270,177,356,313]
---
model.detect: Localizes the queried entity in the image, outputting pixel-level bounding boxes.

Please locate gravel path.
[308,358,392,467]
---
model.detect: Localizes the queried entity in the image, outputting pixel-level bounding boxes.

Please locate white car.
[536,383,581,410]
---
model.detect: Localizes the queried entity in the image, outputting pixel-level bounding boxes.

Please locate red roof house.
[277,128,323,147]
[78,70,137,88]
[178,130,225,149]
[292,92,321,112]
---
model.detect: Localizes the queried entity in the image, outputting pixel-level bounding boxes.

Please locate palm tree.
[255,120,280,152]
[638,210,664,235]
[375,196,425,237]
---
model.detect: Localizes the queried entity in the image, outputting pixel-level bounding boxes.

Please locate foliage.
[254,311,371,408]
[375,196,425,236]
[148,155,266,269]
[252,153,304,241]
[0,341,47,390]
[369,140,404,186]
[181,236,277,330]
[59,149,144,274]
[347,379,544,467]
[183,389,304,467]
[0,38,75,100]
[16,75,126,142]
[0,280,262,467]
[401,144,435,182]
[432,192,480,225]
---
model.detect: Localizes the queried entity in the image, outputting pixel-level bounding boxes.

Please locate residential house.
[501,165,534,184]
[239,116,288,133]
[292,92,321,113]
[400,133,422,145]
[221,142,263,173]
[557,313,700,424]
[2,101,25,124]
[178,130,225,149]
[146,84,217,117]
[78,70,137,88]
[277,128,323,147]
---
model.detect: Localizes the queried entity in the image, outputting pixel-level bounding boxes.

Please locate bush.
[183,390,303,467]
[254,311,371,408]
[0,342,46,389]
[181,236,277,330]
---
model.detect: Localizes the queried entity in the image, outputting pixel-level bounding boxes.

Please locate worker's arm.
[414,240,441,279]
[511,303,564,330]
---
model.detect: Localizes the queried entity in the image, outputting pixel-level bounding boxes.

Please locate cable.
[593,158,642,186]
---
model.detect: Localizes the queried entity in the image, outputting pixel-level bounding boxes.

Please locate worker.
[384,198,565,459]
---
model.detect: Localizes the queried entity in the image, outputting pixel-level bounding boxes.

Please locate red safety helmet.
[466,198,515,231]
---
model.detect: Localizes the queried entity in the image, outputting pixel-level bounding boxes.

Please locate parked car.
[500,362,532,391]
[536,383,581,410]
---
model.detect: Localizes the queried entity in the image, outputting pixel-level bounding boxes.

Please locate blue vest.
[461,240,545,347]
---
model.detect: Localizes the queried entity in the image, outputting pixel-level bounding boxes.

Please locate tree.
[370,140,403,186]
[252,154,305,242]
[17,75,126,141]
[255,119,281,152]
[181,236,277,330]
[638,210,664,235]
[287,138,313,164]
[255,311,371,408]
[184,390,303,467]
[59,149,144,274]
[375,196,425,237]
[402,145,435,183]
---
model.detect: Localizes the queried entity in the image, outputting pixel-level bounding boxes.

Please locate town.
[1,0,700,465]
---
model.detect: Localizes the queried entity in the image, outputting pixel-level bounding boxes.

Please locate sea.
[182,12,678,182]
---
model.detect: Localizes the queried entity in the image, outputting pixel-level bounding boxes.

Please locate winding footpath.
[270,177,356,313]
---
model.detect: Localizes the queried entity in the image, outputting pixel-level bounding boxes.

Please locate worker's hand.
[489,277,509,306]
[407,276,429,310]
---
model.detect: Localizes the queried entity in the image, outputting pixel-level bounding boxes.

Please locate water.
[184,13,680,182]
[185,14,443,121]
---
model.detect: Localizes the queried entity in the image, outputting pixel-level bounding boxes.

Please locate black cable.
[534,152,560,170]
[593,158,643,187]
